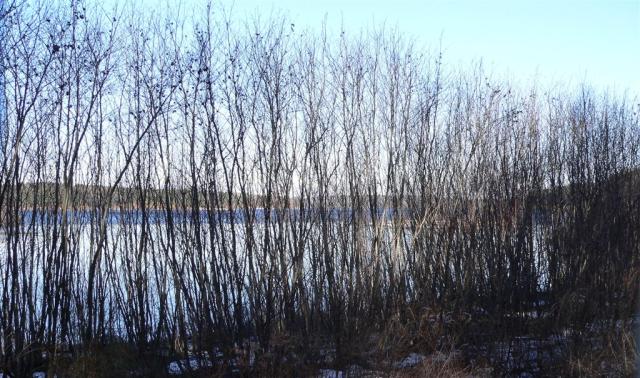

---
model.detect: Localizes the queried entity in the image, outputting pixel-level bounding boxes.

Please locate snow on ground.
[393,352,426,368]
[315,352,434,376]
[167,357,214,375]
[317,369,345,378]
[317,365,377,377]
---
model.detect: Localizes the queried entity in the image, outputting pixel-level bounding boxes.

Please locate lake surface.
[11,207,412,226]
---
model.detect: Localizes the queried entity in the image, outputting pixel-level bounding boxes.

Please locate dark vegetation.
[0,1,639,376]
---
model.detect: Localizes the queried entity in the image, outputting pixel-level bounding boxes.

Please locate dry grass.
[375,307,469,361]
[564,323,638,377]
[60,343,164,377]
[389,351,489,378]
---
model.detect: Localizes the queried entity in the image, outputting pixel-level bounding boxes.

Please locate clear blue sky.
[223,0,639,93]
[119,0,639,93]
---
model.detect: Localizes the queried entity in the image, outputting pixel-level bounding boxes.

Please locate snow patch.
[317,369,344,378]
[394,352,426,368]
[317,365,371,377]
[167,357,213,375]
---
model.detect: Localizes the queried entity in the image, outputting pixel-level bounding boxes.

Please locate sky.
[220,0,639,94]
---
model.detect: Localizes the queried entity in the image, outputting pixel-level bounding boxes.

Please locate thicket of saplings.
[1,1,638,376]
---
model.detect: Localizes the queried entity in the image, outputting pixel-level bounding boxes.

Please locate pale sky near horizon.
[221,0,639,93]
